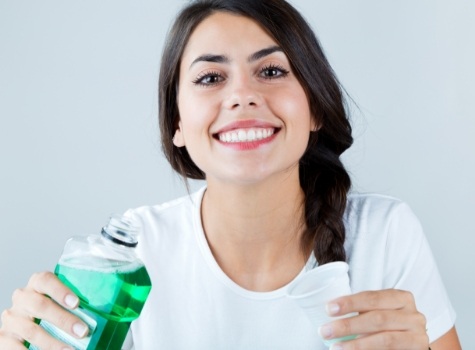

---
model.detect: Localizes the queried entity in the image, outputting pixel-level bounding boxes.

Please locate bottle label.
[29,307,97,350]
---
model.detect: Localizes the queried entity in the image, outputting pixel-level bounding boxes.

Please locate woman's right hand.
[0,271,89,350]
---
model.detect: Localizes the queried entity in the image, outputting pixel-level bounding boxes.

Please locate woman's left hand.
[319,289,429,350]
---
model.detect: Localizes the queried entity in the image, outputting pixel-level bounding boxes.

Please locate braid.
[300,129,352,265]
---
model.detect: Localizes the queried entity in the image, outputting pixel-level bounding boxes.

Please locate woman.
[0,0,461,349]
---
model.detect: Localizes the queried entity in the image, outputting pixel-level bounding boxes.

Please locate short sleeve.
[384,202,456,342]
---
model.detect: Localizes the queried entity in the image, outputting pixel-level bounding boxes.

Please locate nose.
[223,76,262,110]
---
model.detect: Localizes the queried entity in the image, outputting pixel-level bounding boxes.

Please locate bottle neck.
[101,214,139,248]
[101,228,137,248]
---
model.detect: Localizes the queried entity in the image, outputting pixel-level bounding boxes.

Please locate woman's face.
[175,12,314,186]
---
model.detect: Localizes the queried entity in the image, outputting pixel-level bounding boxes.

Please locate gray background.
[1,0,473,347]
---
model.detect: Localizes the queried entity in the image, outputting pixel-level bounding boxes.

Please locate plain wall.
[1,0,473,347]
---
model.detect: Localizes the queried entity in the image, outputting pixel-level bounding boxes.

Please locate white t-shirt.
[123,187,455,349]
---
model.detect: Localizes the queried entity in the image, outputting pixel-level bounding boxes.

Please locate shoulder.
[346,192,410,219]
[344,192,428,289]
[122,187,205,244]
[126,187,204,222]
[344,192,427,271]
[345,192,422,238]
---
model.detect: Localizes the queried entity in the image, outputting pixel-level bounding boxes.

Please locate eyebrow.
[189,45,283,69]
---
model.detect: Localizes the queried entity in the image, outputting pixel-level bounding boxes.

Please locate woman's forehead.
[180,12,279,64]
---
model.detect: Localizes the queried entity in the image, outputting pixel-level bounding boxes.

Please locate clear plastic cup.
[286,261,357,347]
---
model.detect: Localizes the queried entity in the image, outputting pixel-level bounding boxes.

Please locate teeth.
[218,128,275,143]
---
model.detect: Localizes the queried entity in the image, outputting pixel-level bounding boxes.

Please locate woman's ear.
[311,116,322,133]
[173,121,185,147]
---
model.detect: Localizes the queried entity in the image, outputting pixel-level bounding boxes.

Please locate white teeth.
[218,128,275,143]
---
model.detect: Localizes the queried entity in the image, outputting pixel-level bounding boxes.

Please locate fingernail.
[326,302,340,316]
[318,324,333,339]
[330,344,343,350]
[64,294,79,308]
[73,323,88,338]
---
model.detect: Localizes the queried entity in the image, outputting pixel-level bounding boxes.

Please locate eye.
[192,71,224,87]
[259,64,289,79]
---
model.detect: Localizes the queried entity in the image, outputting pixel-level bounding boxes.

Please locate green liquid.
[53,257,151,350]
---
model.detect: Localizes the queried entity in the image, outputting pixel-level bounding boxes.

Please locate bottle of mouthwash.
[28,214,152,350]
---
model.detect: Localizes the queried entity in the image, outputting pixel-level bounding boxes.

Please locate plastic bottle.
[28,214,152,350]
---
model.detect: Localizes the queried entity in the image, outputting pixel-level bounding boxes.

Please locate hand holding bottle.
[0,271,87,350]
[1,214,151,350]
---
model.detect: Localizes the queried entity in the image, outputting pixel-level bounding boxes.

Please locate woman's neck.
[201,176,308,291]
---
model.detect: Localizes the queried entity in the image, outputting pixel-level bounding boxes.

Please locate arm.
[430,327,461,350]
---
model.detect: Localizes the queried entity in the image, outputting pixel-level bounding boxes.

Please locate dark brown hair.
[159,0,353,264]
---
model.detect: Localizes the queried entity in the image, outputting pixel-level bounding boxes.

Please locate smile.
[217,128,276,143]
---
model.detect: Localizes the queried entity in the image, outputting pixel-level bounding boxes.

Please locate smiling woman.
[173,12,314,187]
[0,0,462,349]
